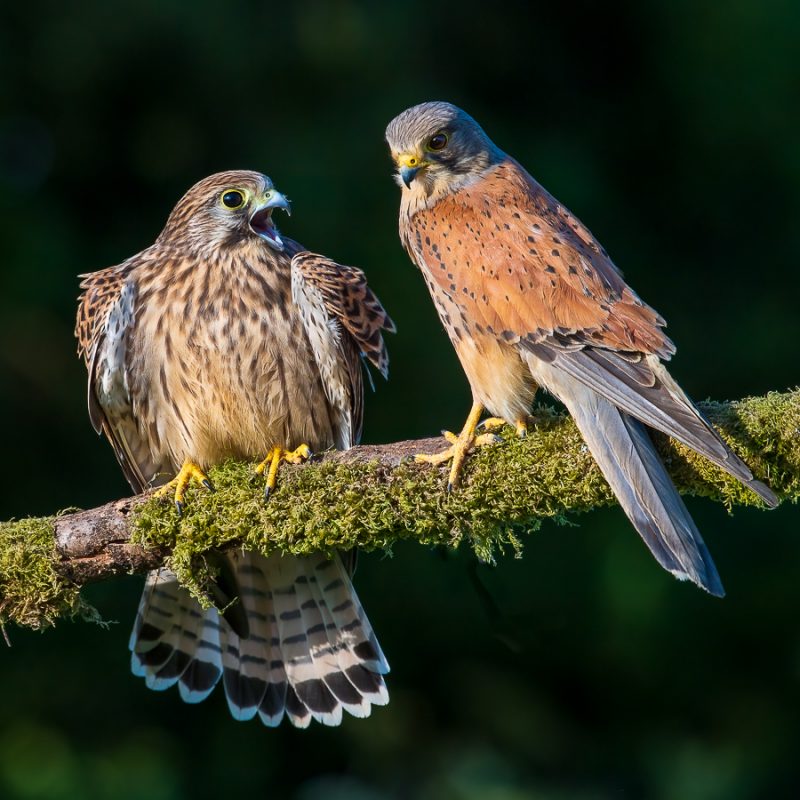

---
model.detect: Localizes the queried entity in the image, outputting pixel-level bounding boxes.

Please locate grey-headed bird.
[386,101,777,597]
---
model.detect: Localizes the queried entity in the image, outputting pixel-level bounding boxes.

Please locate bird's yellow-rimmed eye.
[221,189,246,209]
[426,132,448,152]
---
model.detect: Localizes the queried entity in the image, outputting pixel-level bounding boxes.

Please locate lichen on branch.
[0,516,83,632]
[1,390,798,632]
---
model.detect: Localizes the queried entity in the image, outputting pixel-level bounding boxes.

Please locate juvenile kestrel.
[385,101,777,597]
[76,170,395,726]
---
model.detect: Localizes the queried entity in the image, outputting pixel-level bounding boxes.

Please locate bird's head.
[385,101,504,198]
[159,170,291,252]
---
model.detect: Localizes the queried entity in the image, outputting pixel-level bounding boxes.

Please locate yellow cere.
[398,153,422,168]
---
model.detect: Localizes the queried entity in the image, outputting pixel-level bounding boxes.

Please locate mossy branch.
[2,390,798,632]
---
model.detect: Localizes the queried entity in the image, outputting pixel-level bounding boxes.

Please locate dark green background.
[1,2,799,798]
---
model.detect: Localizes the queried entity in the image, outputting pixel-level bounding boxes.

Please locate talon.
[478,417,508,432]
[255,443,312,500]
[284,443,312,464]
[155,460,212,513]
[415,402,491,489]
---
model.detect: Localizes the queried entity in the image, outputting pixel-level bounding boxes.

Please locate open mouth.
[249,208,284,251]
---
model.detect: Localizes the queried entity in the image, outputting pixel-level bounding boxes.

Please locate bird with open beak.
[76,169,395,727]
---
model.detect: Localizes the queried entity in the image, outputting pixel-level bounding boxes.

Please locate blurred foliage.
[0,0,799,798]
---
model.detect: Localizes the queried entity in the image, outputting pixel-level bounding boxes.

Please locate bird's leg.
[416,402,499,491]
[255,444,312,500]
[155,460,214,515]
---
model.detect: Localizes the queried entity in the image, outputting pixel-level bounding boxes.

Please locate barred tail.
[129,551,389,727]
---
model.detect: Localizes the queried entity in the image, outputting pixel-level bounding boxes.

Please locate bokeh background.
[1,1,799,798]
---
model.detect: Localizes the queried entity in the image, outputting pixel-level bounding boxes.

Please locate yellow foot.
[415,402,501,491]
[478,416,529,437]
[155,460,213,515]
[255,444,312,499]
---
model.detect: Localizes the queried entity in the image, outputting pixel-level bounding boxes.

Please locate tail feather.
[129,552,389,728]
[310,555,388,717]
[295,573,345,726]
[307,560,373,719]
[220,554,271,721]
[528,357,725,596]
[178,611,223,704]
[130,570,223,694]
[271,561,322,728]
[323,559,389,706]
[256,602,288,727]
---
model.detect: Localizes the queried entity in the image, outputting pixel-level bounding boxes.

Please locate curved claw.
[155,460,213,514]
[256,444,312,501]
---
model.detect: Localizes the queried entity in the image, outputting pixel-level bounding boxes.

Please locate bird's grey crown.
[385,101,463,149]
[385,101,504,172]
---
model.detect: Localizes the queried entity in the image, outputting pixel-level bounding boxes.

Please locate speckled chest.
[130,248,327,446]
[400,202,477,349]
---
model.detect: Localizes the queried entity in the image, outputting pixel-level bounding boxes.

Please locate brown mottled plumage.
[76,170,394,727]
[386,101,777,597]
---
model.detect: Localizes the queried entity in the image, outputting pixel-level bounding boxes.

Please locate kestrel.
[76,170,395,727]
[385,101,777,597]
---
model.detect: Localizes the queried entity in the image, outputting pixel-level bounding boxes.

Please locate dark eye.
[221,189,245,209]
[427,132,448,151]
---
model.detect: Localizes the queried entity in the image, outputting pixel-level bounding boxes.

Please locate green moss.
[0,516,85,631]
[2,390,799,623]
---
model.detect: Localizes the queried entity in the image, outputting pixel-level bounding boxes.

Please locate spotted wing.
[403,157,673,359]
[291,252,395,448]
[76,266,164,492]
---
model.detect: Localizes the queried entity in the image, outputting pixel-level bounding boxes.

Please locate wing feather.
[291,252,395,377]
[291,252,394,448]
[76,266,163,492]
[404,158,674,359]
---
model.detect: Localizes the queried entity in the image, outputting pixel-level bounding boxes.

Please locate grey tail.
[548,372,724,596]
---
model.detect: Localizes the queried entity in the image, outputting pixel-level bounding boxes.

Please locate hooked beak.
[400,165,420,188]
[396,153,425,188]
[249,189,291,251]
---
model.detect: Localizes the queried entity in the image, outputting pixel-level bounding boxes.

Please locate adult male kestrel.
[76,170,395,727]
[385,101,777,597]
